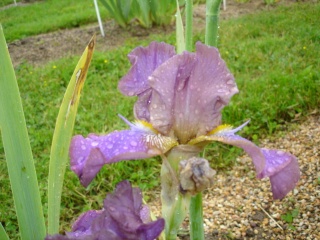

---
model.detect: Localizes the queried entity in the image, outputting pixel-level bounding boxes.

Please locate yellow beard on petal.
[188,124,233,146]
[133,120,178,154]
[134,120,159,134]
[207,124,233,135]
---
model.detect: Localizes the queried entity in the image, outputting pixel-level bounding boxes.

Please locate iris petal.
[118,42,176,121]
[192,123,299,199]
[46,181,165,240]
[261,149,300,199]
[70,130,161,187]
[148,42,238,143]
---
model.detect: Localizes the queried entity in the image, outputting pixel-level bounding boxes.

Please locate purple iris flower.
[70,41,299,199]
[45,180,164,240]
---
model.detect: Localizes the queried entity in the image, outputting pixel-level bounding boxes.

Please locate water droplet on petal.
[277,150,285,156]
[91,141,99,147]
[267,167,275,173]
[130,141,138,147]
[107,143,113,149]
[227,80,234,84]
[81,145,86,150]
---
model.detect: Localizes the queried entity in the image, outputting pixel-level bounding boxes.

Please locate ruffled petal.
[193,123,299,199]
[148,42,238,143]
[118,42,175,121]
[70,130,160,187]
[119,42,175,96]
[46,181,165,240]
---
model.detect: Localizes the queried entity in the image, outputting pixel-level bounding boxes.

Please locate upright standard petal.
[197,123,300,199]
[118,42,176,122]
[148,42,238,143]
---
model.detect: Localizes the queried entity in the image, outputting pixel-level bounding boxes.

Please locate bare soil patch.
[7,0,296,67]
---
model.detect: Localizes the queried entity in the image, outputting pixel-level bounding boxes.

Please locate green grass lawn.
[0,2,319,239]
[0,0,109,42]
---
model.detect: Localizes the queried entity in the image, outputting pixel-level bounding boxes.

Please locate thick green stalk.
[205,0,222,47]
[189,1,222,239]
[185,0,193,51]
[190,193,204,240]
[161,145,201,239]
[0,25,46,239]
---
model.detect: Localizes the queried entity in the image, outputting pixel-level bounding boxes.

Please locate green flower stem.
[190,193,204,240]
[205,0,222,47]
[161,145,201,239]
[185,0,193,51]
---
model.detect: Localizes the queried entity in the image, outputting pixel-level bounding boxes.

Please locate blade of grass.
[0,25,46,239]
[47,35,96,234]
[0,223,9,240]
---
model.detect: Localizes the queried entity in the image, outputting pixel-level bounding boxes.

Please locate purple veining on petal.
[70,130,159,187]
[148,42,238,143]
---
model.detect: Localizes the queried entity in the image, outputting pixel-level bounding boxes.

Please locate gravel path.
[150,114,320,239]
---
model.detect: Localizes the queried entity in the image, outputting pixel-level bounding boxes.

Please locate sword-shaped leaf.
[47,35,96,234]
[0,25,46,240]
[0,222,9,240]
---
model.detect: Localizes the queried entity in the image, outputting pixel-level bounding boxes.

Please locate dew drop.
[277,150,285,156]
[267,167,275,173]
[107,144,113,149]
[91,141,99,147]
[130,141,138,147]
[227,80,234,85]
[81,145,86,150]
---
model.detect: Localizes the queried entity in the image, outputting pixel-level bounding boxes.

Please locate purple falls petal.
[209,132,299,199]
[70,130,159,187]
[148,42,238,143]
[260,149,300,199]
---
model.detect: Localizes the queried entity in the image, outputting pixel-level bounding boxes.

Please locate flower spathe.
[45,180,165,240]
[70,41,299,199]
